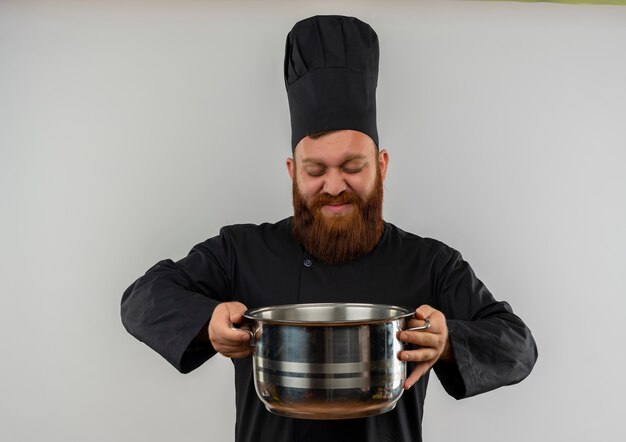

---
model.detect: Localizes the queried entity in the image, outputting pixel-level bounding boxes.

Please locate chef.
[121,15,537,442]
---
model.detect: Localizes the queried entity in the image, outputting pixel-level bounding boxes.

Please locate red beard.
[291,169,384,265]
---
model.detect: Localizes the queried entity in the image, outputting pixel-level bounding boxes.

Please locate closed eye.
[343,166,364,174]
[305,168,326,177]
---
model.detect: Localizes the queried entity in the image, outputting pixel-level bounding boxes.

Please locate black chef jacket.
[121,218,537,442]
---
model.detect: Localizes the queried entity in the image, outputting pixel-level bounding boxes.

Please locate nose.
[322,168,348,196]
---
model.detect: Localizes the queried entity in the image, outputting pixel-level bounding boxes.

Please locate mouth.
[321,203,353,215]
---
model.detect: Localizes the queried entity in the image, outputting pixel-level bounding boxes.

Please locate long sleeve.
[432,248,538,399]
[121,232,234,373]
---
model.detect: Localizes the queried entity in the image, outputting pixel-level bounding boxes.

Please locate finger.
[212,302,247,326]
[216,342,252,353]
[398,347,439,363]
[408,310,447,334]
[219,348,253,359]
[230,311,244,324]
[404,362,431,390]
[397,330,440,347]
[213,341,252,352]
[227,302,248,324]
[213,334,252,346]
[209,318,252,343]
[414,304,437,321]
[213,341,252,356]
[211,328,251,346]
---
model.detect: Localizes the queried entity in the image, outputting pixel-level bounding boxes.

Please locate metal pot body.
[243,303,415,420]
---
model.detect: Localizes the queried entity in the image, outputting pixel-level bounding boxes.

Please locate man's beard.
[291,169,384,265]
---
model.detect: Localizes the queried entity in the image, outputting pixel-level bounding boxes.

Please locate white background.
[1,1,625,441]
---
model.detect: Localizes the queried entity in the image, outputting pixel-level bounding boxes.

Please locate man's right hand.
[208,302,253,358]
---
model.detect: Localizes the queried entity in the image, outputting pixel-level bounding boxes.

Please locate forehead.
[294,130,377,164]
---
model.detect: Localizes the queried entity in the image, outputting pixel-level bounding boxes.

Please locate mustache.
[310,191,361,209]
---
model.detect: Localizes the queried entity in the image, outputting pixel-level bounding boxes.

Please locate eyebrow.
[301,154,368,166]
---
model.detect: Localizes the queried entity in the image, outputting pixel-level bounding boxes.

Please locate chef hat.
[284,15,379,151]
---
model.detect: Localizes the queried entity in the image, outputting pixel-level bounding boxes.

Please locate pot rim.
[243,302,415,326]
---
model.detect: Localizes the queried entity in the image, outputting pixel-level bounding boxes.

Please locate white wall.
[1,1,625,441]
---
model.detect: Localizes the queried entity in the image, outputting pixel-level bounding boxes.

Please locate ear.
[378,149,389,180]
[286,157,295,181]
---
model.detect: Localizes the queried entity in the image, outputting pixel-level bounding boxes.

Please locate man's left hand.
[397,304,453,390]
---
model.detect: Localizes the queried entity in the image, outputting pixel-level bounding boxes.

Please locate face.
[286,130,389,215]
[286,130,389,264]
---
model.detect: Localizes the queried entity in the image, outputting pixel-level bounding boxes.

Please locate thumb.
[414,304,435,320]
[227,302,247,324]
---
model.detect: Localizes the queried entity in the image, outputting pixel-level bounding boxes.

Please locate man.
[121,15,537,442]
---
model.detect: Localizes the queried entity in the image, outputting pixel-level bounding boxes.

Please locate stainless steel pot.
[238,303,429,420]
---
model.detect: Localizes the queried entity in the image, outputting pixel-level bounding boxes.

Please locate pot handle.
[230,323,257,347]
[405,318,431,332]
